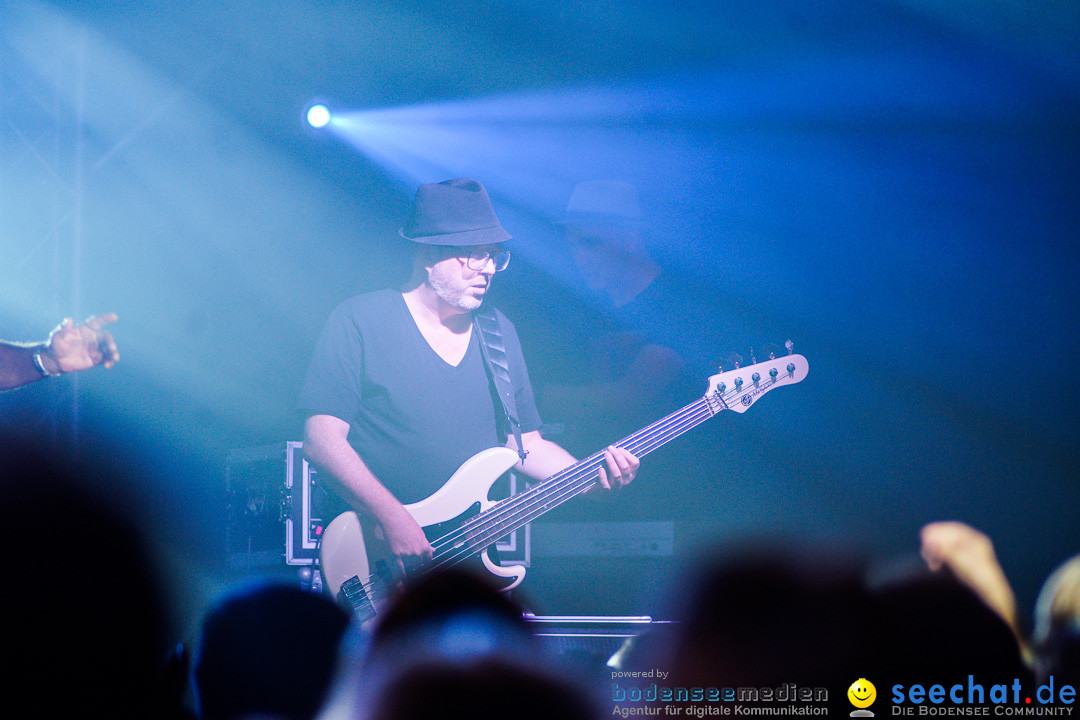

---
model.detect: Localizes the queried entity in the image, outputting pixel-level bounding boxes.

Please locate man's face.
[568,225,641,293]
[426,244,501,312]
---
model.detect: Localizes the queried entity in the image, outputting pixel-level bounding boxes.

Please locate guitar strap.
[473,306,527,463]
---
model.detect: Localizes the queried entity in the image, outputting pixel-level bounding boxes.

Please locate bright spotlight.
[306,104,331,128]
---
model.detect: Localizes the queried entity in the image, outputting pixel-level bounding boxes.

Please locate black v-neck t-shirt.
[298,289,541,504]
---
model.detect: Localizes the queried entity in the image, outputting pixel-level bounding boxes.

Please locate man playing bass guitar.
[297,178,639,585]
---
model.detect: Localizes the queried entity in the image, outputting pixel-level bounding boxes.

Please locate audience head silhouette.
[194,580,351,720]
[0,443,170,719]
[1033,554,1080,685]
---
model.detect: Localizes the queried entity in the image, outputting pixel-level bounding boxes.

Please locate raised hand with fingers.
[41,313,120,375]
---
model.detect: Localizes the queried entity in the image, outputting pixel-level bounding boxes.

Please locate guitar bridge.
[339,575,376,623]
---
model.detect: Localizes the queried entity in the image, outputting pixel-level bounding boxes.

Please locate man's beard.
[428,267,484,311]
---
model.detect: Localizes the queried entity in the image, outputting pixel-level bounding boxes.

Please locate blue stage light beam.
[317,42,1079,466]
[319,47,1067,321]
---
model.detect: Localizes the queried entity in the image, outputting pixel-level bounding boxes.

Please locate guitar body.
[320,446,525,608]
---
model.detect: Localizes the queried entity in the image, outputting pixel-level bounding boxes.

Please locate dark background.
[2,0,1077,639]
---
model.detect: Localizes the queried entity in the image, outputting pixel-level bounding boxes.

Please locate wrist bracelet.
[32,346,62,378]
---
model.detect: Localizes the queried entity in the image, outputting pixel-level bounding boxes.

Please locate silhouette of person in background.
[541,180,689,456]
[918,520,1028,659]
[364,568,538,663]
[917,519,1080,685]
[0,442,178,720]
[867,564,1031,684]
[659,541,867,691]
[864,521,1032,685]
[0,313,120,390]
[367,659,596,720]
[321,568,594,720]
[1032,553,1080,685]
[616,532,1037,714]
[194,581,351,720]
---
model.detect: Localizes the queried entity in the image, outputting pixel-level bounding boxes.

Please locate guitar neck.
[428,352,808,572]
[542,395,715,499]
[447,395,717,557]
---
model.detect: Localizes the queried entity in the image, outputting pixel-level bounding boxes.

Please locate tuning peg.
[785,339,794,356]
[749,348,758,365]
[727,352,743,370]
[763,343,781,360]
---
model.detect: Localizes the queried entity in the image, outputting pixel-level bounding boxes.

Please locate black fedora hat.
[399,178,511,246]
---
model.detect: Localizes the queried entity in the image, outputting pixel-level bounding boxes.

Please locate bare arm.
[0,342,48,391]
[303,414,433,569]
[0,314,120,391]
[920,521,1024,652]
[506,429,638,493]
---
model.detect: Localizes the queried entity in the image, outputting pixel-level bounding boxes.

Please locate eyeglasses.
[465,248,511,272]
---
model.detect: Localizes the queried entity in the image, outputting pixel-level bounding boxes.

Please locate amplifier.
[224,441,323,571]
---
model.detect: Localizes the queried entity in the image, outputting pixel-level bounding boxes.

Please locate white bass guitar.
[320,351,809,624]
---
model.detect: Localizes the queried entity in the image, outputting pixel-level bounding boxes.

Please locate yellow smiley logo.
[848,678,876,709]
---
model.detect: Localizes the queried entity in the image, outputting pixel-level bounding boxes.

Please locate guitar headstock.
[704,352,809,414]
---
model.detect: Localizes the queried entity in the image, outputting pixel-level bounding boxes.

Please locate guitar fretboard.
[427,395,717,572]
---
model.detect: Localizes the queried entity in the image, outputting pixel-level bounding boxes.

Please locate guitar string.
[424,399,716,572]
[431,397,712,547]
[346,396,718,608]
[348,361,801,605]
[436,398,710,542]
[426,360,802,569]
